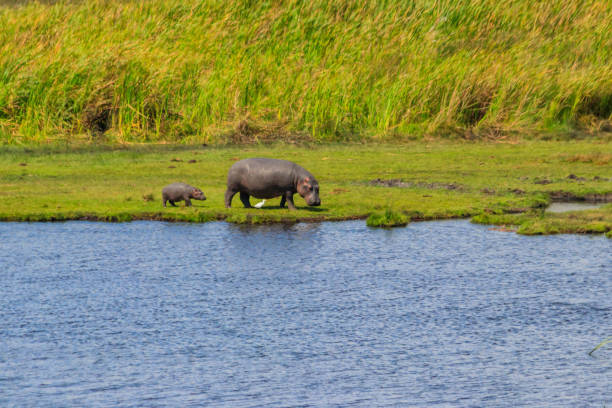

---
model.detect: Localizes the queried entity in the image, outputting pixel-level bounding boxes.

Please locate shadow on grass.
[253,206,329,212]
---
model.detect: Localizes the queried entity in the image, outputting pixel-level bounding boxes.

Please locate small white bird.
[253,200,266,208]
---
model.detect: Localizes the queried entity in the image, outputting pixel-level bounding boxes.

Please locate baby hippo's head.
[191,187,206,201]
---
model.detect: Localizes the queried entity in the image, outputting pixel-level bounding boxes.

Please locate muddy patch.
[534,178,553,185]
[369,179,465,191]
[546,202,605,213]
[548,191,612,203]
[520,173,612,185]
[566,174,612,182]
[531,174,612,185]
[566,174,586,181]
[545,191,612,213]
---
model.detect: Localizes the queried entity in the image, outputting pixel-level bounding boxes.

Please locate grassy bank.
[1,141,610,236]
[1,1,611,143]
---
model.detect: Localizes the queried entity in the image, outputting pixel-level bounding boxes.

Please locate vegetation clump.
[367,209,409,228]
[472,207,612,236]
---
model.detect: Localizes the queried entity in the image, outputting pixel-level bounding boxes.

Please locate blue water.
[0,220,610,407]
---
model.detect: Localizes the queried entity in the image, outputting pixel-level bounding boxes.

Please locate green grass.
[1,1,611,143]
[589,337,612,356]
[472,208,612,235]
[0,141,610,236]
[366,209,409,228]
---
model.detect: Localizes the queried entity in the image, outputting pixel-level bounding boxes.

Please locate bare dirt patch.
[548,191,612,203]
[369,179,465,191]
[534,178,552,185]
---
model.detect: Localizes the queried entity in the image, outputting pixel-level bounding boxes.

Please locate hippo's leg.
[225,189,237,208]
[163,199,167,207]
[240,192,252,208]
[184,197,192,207]
[285,193,297,210]
[169,200,177,207]
[279,195,286,208]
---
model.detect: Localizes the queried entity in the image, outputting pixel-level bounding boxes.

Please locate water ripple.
[0,220,610,407]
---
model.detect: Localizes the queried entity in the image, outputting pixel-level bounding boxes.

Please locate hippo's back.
[229,158,295,172]
[162,182,192,197]
[227,158,299,197]
[163,182,190,191]
[228,158,296,180]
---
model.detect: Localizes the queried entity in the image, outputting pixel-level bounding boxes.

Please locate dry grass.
[562,153,612,165]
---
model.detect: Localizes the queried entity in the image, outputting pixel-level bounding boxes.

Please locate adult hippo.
[225,158,321,210]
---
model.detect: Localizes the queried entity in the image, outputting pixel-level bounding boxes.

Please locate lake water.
[1,220,610,407]
[546,202,605,213]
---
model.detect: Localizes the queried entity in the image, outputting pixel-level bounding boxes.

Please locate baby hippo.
[162,182,206,207]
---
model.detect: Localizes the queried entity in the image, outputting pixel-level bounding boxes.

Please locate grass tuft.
[589,337,612,356]
[367,209,409,228]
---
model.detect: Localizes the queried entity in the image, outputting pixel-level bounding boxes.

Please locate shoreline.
[1,141,610,237]
[1,206,610,237]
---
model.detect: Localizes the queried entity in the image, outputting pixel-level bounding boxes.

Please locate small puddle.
[545,202,604,213]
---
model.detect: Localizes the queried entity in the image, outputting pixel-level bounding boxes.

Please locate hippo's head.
[297,176,321,206]
[191,188,206,201]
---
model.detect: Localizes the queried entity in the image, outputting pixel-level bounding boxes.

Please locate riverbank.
[1,141,610,236]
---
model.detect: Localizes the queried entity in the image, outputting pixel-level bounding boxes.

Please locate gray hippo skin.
[162,182,206,207]
[225,158,321,210]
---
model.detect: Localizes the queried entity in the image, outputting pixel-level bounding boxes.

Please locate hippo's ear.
[304,177,310,182]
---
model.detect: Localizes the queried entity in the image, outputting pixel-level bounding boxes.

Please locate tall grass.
[0,0,611,143]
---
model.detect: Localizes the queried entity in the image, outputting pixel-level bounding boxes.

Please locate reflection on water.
[228,221,322,234]
[0,220,610,407]
[546,201,605,213]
